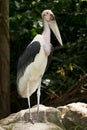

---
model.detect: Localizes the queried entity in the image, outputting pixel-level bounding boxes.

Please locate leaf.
[57,67,65,78]
[69,63,73,71]
[14,1,20,9]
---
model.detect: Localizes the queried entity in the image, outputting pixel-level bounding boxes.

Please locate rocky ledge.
[0,102,87,130]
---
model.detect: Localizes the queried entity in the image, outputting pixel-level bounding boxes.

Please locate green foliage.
[10,0,87,111]
[43,37,87,94]
[6,125,13,130]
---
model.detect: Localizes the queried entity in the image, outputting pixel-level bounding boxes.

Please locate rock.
[58,102,87,130]
[0,105,64,130]
[1,122,62,130]
[0,126,5,130]
[0,103,87,130]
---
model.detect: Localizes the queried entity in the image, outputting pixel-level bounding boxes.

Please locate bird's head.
[42,10,55,22]
[42,9,63,46]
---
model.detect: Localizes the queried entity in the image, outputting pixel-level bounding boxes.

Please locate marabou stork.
[17,9,63,122]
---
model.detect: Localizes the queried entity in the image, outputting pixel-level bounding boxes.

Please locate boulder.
[58,102,87,130]
[0,102,87,130]
[0,105,64,130]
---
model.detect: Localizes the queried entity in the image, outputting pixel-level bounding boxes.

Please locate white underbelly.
[18,48,47,98]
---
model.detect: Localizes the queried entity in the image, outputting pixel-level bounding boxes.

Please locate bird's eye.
[46,12,48,14]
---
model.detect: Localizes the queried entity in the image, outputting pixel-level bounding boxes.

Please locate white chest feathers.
[18,34,51,98]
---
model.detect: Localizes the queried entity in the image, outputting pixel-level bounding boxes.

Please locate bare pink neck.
[42,20,51,56]
[42,20,51,44]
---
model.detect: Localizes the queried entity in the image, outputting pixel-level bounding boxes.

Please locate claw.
[28,118,34,124]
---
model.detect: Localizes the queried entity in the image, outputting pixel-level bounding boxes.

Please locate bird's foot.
[28,118,34,124]
[36,116,40,122]
[34,115,42,123]
[24,117,34,124]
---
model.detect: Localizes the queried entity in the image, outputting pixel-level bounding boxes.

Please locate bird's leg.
[27,96,32,120]
[27,85,34,124]
[37,79,41,122]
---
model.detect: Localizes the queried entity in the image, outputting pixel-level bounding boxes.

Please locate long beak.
[49,20,63,46]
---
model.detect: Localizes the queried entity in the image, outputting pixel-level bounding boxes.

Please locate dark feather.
[17,41,40,83]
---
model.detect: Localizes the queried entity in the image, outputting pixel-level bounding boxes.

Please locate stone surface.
[58,102,87,130]
[1,122,63,130]
[0,102,87,130]
[0,126,5,130]
[0,105,64,130]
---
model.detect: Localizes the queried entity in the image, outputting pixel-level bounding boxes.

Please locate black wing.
[17,41,40,83]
